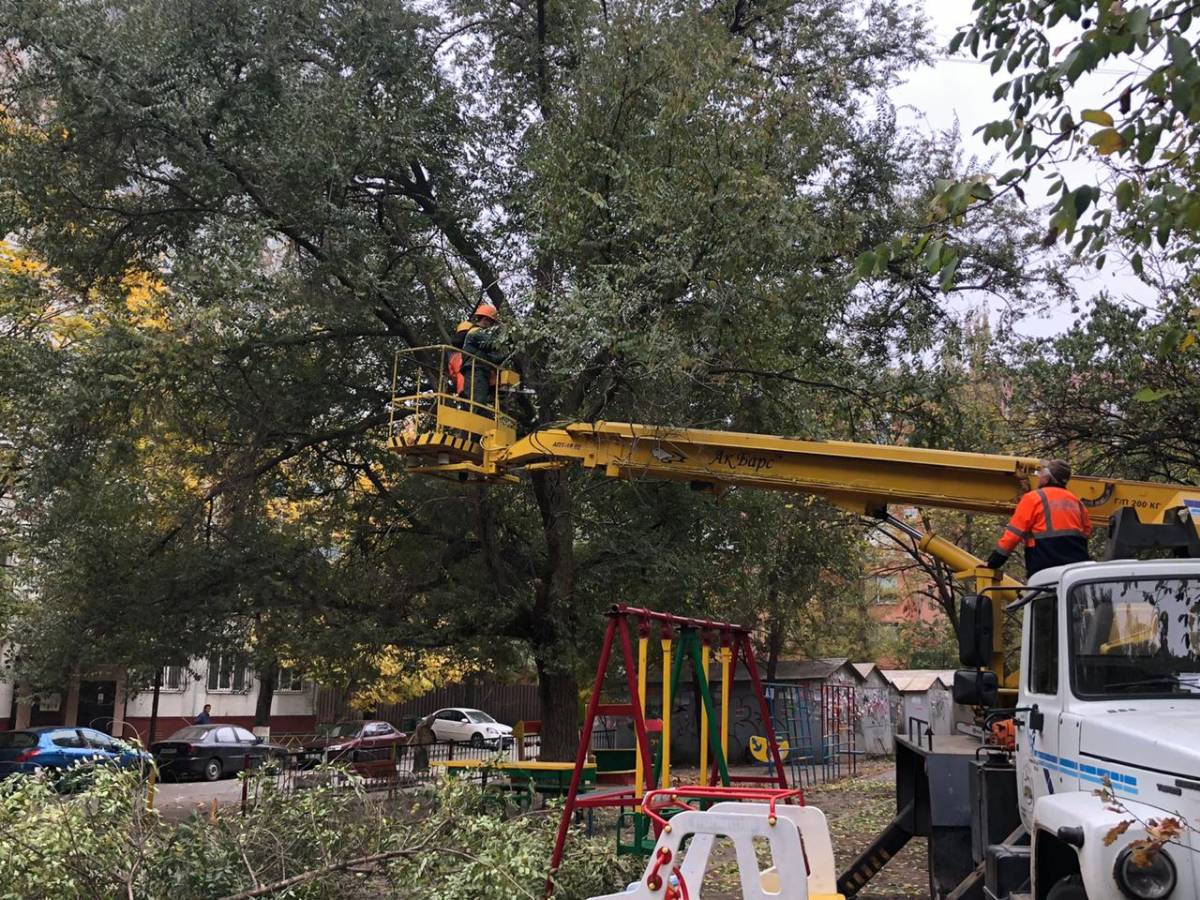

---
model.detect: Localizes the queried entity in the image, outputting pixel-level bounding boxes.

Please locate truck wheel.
[1047,876,1087,900]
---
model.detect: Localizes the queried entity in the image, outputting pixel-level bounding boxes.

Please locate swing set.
[546,604,793,890]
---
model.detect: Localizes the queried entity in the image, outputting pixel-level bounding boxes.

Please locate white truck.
[1009,558,1200,900]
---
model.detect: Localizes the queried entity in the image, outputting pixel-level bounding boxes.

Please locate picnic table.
[431,759,597,809]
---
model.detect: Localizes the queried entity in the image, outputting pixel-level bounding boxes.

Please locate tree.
[926,1,1200,290]
[0,0,946,757]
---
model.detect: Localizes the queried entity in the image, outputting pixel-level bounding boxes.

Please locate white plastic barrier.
[588,802,843,900]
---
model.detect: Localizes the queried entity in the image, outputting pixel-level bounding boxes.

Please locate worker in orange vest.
[462,302,505,407]
[447,320,472,395]
[986,459,1092,576]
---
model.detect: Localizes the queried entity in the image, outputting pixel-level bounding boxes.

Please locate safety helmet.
[455,320,472,333]
[473,303,499,322]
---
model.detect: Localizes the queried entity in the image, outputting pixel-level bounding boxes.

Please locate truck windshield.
[1070,576,1200,698]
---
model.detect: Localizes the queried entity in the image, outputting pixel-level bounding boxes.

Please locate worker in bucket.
[986,458,1091,576]
[447,320,472,395]
[462,302,506,408]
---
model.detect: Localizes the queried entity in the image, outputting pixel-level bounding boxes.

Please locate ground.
[691,760,927,899]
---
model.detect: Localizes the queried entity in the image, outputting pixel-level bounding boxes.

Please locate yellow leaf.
[1081,108,1115,126]
[1089,128,1125,155]
[1180,331,1196,351]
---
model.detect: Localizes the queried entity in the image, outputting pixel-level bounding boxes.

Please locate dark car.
[151,724,288,782]
[300,720,407,768]
[0,727,152,781]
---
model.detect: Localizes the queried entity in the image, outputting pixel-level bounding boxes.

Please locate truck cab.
[1016,558,1200,899]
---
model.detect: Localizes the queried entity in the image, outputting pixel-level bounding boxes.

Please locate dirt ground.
[701,760,928,899]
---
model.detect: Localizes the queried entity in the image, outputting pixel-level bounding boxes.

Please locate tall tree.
[0,0,1076,757]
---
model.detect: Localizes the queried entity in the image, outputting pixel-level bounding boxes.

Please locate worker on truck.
[461,302,506,407]
[986,458,1092,576]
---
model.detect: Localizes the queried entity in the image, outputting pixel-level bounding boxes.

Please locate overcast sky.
[889,0,1153,338]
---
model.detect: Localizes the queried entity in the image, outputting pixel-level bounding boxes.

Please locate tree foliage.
[928,1,1200,284]
[0,0,1063,755]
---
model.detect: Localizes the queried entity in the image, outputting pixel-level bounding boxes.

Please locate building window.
[871,574,900,604]
[161,666,187,692]
[276,667,305,693]
[206,655,248,693]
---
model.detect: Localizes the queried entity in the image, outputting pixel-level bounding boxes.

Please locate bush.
[0,766,638,899]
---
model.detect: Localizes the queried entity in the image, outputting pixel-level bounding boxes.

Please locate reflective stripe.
[1036,529,1088,540]
[1005,524,1029,539]
[1037,489,1053,532]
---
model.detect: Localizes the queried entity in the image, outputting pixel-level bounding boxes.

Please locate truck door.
[1019,591,1068,818]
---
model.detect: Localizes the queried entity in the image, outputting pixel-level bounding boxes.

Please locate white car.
[428,708,513,748]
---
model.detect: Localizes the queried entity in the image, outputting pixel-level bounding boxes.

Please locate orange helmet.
[473,303,499,322]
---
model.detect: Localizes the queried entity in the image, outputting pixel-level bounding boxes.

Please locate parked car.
[428,708,513,748]
[151,724,288,782]
[300,720,407,768]
[0,727,152,781]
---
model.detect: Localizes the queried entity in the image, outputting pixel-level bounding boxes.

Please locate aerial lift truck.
[386,348,1200,900]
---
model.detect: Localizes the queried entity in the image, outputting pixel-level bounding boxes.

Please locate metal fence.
[764,682,859,788]
[240,735,546,813]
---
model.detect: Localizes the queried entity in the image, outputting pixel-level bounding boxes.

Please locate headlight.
[1115,847,1176,899]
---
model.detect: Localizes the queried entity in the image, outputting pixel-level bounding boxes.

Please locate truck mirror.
[953,668,998,706]
[958,593,994,667]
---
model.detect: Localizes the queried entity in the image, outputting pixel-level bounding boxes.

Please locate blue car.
[0,726,151,780]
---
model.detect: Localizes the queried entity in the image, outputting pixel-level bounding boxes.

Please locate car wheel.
[1046,876,1087,900]
[203,757,223,782]
[470,732,484,748]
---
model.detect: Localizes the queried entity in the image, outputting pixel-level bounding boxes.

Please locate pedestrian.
[195,704,212,724]
[986,459,1091,577]
[461,303,506,409]
[408,714,436,775]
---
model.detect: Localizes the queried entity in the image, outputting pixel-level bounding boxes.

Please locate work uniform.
[447,321,471,395]
[990,486,1092,576]
[461,325,505,408]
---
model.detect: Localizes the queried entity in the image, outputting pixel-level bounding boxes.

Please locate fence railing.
[240,734,547,812]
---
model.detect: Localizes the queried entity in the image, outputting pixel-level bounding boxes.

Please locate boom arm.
[489,421,1197,528]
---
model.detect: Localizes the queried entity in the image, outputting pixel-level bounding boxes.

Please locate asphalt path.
[152,777,246,822]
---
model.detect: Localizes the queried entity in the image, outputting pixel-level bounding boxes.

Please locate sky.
[889,0,1153,338]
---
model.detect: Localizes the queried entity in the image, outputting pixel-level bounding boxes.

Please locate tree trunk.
[254,666,276,736]
[148,667,162,745]
[529,468,580,761]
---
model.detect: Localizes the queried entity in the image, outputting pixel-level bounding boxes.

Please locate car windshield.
[327,723,362,737]
[1070,576,1200,698]
[165,726,213,741]
[464,710,496,724]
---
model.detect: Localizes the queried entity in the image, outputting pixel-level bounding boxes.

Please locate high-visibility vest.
[447,351,465,394]
[996,486,1092,574]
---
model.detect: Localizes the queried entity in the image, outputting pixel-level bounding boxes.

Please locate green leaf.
[855,251,876,278]
[1080,108,1114,126]
[1132,387,1172,402]
[1115,180,1135,212]
[939,254,959,292]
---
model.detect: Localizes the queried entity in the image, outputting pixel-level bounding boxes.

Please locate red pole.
[739,634,790,792]
[616,617,654,797]
[545,615,618,897]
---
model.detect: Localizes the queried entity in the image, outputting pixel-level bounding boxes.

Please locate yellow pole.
[719,645,732,766]
[146,764,157,811]
[661,635,672,789]
[635,633,649,798]
[699,640,711,786]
